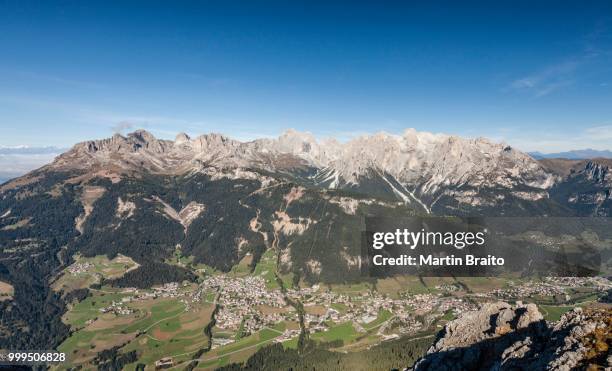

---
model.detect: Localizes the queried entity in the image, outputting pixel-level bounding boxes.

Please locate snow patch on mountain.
[49,128,557,211]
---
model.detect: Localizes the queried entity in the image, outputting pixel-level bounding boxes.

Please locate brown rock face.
[410,302,611,371]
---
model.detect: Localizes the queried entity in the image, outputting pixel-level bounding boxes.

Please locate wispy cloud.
[111,121,136,134]
[532,79,575,97]
[508,59,582,97]
[584,125,612,140]
[507,23,611,97]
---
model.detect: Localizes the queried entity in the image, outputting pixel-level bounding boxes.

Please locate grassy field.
[121,300,185,333]
[330,302,348,313]
[62,289,131,328]
[456,277,513,293]
[58,288,217,368]
[304,309,395,352]
[252,249,279,288]
[52,254,138,293]
[58,290,140,366]
[229,254,254,277]
[375,276,516,297]
[196,326,286,369]
[539,305,575,321]
[114,298,216,367]
[166,248,222,278]
[282,337,299,350]
[312,322,360,343]
[362,309,393,331]
[127,317,288,368]
[376,276,431,296]
[326,281,373,296]
[252,249,293,289]
[441,310,456,321]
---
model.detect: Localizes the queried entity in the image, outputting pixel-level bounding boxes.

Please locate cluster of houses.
[99,271,611,351]
[491,280,565,299]
[68,262,94,275]
[199,275,287,335]
[193,274,481,340]
[99,300,134,316]
[544,276,612,290]
[274,329,301,343]
[118,282,189,302]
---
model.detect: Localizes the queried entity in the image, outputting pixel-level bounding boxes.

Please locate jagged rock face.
[542,158,612,216]
[25,128,611,215]
[258,128,552,194]
[324,130,552,194]
[410,303,612,370]
[540,158,612,184]
[583,161,610,184]
[53,130,246,173]
[43,129,565,214]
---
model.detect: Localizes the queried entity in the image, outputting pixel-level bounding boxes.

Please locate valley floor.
[50,251,611,370]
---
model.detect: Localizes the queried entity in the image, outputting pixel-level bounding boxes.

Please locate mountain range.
[41,129,611,215]
[0,129,611,351]
[529,149,612,160]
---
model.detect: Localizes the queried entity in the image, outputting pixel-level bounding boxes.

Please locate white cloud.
[506,26,610,98]
[583,125,612,141]
[508,59,581,97]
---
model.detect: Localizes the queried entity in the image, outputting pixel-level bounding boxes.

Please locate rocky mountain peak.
[42,128,564,211]
[174,132,191,144]
[128,129,157,143]
[191,133,238,152]
[69,130,167,154]
[269,129,323,164]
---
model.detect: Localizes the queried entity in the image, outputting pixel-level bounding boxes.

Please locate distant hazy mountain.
[0,146,65,183]
[529,149,612,160]
[0,146,66,155]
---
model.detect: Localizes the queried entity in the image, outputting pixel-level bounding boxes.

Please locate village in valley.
[52,250,612,370]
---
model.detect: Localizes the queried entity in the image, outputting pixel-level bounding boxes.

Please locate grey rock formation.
[410,302,611,370]
[46,129,553,209]
[20,129,610,215]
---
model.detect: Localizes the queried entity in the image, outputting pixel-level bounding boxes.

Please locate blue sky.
[0,1,611,152]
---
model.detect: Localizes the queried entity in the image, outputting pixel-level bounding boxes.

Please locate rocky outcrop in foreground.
[410,302,611,370]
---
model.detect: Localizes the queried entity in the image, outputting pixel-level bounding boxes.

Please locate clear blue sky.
[0,0,611,152]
